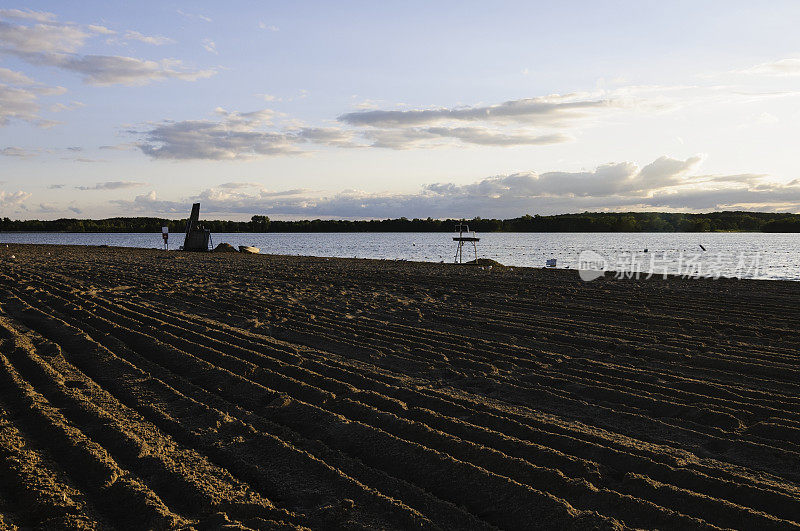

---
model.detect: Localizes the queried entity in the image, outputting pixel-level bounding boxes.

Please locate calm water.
[2,231,799,280]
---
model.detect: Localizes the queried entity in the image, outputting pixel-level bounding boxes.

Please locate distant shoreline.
[0,229,778,234]
[2,210,800,233]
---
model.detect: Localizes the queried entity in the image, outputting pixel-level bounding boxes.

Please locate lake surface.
[2,231,799,281]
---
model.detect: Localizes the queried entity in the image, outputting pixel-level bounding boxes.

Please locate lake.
[2,231,798,281]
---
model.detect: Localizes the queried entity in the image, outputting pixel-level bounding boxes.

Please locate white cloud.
[99,142,138,151]
[219,182,262,189]
[353,99,380,110]
[136,108,362,160]
[364,127,571,149]
[87,24,115,35]
[0,84,40,125]
[134,101,579,159]
[0,11,215,86]
[0,189,31,207]
[734,57,800,77]
[0,81,64,127]
[0,18,90,53]
[49,100,84,112]
[634,155,705,191]
[68,157,107,163]
[294,127,359,147]
[131,71,800,160]
[1,146,37,157]
[75,181,146,190]
[338,93,616,128]
[201,38,217,54]
[335,83,800,151]
[0,9,56,23]
[137,109,298,160]
[18,52,215,86]
[213,107,275,125]
[0,66,34,84]
[122,30,174,46]
[138,123,298,160]
[258,22,279,31]
[176,10,212,22]
[333,93,631,149]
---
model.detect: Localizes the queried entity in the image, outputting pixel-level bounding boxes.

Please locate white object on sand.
[238,246,260,254]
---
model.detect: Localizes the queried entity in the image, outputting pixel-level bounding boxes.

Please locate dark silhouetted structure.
[453,221,479,263]
[183,203,211,251]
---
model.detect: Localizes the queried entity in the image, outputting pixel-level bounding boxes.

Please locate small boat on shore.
[238,246,261,254]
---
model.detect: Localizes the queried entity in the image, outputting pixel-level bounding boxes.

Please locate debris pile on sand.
[213,243,238,253]
[465,258,505,269]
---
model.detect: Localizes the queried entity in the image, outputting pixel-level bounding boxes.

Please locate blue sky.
[2,1,800,219]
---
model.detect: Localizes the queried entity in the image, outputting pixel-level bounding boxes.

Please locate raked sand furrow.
[12,269,798,529]
[0,351,184,530]
[249,313,800,478]
[7,272,800,500]
[3,292,438,530]
[12,285,622,530]
[236,302,800,479]
[54,266,800,520]
[0,406,102,529]
[21,278,796,524]
[0,315,291,528]
[109,299,800,525]
[188,288,798,399]
[2,244,800,529]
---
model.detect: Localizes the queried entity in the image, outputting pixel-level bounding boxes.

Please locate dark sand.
[0,244,799,529]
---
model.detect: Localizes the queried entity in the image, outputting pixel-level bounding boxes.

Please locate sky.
[2,1,800,220]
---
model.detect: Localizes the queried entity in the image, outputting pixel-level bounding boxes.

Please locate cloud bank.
[111,155,800,218]
[130,62,800,160]
[134,95,609,159]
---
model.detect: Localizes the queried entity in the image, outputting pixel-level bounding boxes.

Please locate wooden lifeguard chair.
[453,222,479,263]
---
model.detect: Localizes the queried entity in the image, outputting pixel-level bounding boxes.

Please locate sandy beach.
[0,243,798,529]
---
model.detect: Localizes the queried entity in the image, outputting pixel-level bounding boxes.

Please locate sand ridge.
[0,244,798,529]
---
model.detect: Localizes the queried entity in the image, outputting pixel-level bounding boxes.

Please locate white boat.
[238,246,261,254]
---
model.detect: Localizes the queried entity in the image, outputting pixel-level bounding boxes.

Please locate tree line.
[1,211,800,233]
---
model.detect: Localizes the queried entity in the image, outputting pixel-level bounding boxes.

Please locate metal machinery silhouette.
[453,222,479,263]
